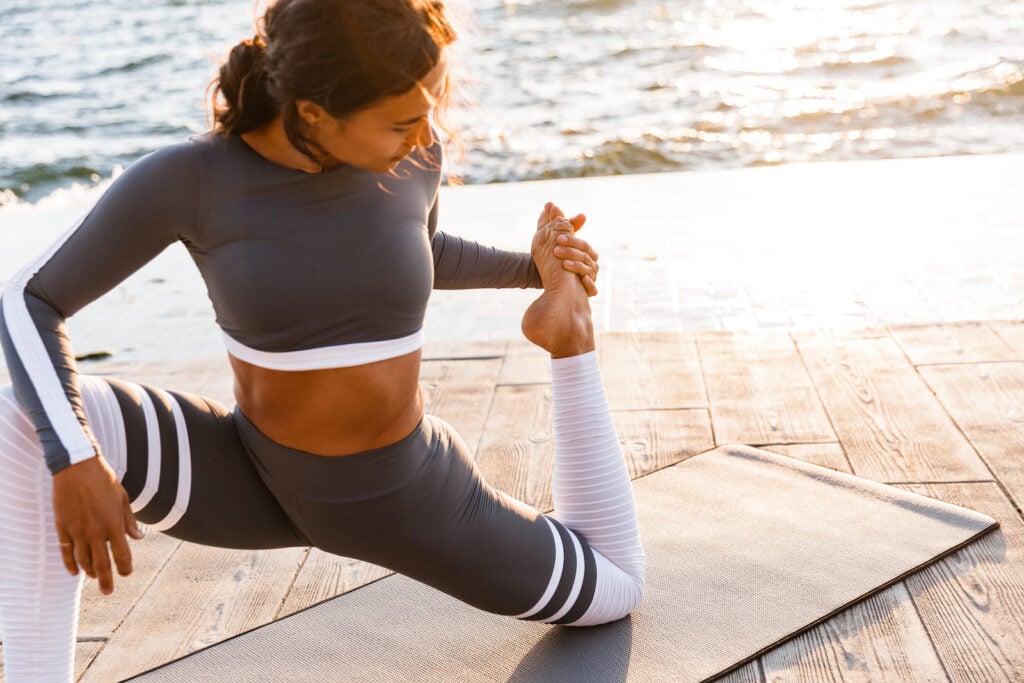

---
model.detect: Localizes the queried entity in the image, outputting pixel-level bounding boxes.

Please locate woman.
[0,0,645,680]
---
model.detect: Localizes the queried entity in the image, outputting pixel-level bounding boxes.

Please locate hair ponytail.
[207,0,460,173]
[209,36,278,135]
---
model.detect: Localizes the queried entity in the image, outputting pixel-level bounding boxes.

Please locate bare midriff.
[229,349,424,456]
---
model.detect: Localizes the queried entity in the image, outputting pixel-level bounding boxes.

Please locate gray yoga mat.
[129,444,998,683]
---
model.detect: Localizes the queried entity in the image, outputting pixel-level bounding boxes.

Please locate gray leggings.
[105,376,597,622]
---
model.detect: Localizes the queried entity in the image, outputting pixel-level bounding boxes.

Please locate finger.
[582,274,598,297]
[550,218,574,234]
[58,538,79,576]
[110,532,134,578]
[92,541,115,595]
[557,233,598,261]
[124,496,144,541]
[553,246,596,271]
[560,259,598,283]
[570,213,587,232]
[74,541,96,578]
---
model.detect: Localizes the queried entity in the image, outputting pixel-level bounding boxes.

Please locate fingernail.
[557,234,569,243]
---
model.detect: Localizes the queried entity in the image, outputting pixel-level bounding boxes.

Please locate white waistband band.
[221,329,423,371]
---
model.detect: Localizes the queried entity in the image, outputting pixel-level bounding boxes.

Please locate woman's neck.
[241,116,323,174]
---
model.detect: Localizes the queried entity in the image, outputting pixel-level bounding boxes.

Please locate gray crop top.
[0,132,541,473]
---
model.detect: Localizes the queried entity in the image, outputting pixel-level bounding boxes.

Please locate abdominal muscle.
[228,349,425,456]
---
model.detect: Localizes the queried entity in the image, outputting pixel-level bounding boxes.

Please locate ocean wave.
[780,60,1023,129]
[4,90,70,104]
[788,52,914,75]
[94,54,171,78]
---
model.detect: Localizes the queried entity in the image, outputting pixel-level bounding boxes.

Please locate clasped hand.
[534,201,600,296]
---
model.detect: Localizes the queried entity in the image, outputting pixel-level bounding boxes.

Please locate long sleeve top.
[0,132,541,474]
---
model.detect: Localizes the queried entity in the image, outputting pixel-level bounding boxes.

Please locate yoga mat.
[129,445,998,683]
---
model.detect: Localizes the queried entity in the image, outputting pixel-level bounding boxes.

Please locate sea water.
[2,0,1022,205]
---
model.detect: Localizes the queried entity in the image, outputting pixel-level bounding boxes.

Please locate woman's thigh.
[243,412,597,622]
[91,376,306,550]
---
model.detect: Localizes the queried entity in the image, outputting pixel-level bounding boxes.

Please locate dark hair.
[209,0,458,167]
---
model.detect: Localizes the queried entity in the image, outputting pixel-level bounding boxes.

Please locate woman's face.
[299,51,449,173]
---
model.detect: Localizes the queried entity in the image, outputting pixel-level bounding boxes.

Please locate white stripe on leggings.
[512,516,564,619]
[540,527,586,624]
[148,390,191,532]
[77,376,127,480]
[128,383,162,513]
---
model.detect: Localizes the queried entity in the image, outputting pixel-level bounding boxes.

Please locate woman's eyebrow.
[393,114,426,126]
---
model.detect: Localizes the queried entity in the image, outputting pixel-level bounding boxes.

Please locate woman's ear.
[295,100,327,127]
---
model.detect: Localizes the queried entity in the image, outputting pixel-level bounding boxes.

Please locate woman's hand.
[535,202,600,296]
[52,455,144,595]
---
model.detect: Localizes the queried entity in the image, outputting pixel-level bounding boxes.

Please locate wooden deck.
[2,322,1024,681]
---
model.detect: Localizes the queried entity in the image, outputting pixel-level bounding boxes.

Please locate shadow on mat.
[507,616,633,682]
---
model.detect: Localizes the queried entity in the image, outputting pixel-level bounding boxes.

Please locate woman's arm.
[428,197,599,293]
[0,141,201,475]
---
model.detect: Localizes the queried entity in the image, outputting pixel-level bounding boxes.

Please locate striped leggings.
[0,351,645,682]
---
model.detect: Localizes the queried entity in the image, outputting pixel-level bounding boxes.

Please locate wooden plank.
[760,583,950,682]
[918,361,1024,512]
[763,443,852,474]
[476,386,713,512]
[498,338,551,386]
[420,357,502,455]
[598,332,705,411]
[789,327,889,344]
[80,545,307,682]
[714,660,763,682]
[889,322,1017,365]
[278,550,393,617]
[797,337,990,483]
[475,384,554,510]
[900,482,1024,681]
[78,532,181,637]
[990,321,1024,357]
[697,331,836,445]
[422,339,506,361]
[614,409,714,479]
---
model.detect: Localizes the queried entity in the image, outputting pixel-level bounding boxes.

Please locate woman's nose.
[408,118,434,148]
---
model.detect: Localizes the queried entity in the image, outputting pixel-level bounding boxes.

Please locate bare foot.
[522,218,596,358]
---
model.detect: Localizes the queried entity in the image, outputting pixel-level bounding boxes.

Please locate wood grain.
[990,320,1024,357]
[614,408,714,479]
[918,362,1024,511]
[698,331,836,445]
[474,384,555,510]
[80,545,307,682]
[763,442,852,474]
[900,482,1024,682]
[498,338,551,386]
[599,332,706,411]
[889,322,1018,366]
[713,659,763,683]
[78,532,181,638]
[797,337,989,483]
[760,583,949,682]
[278,550,393,617]
[420,356,503,455]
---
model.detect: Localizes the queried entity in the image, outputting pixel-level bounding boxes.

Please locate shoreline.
[1,152,1022,373]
